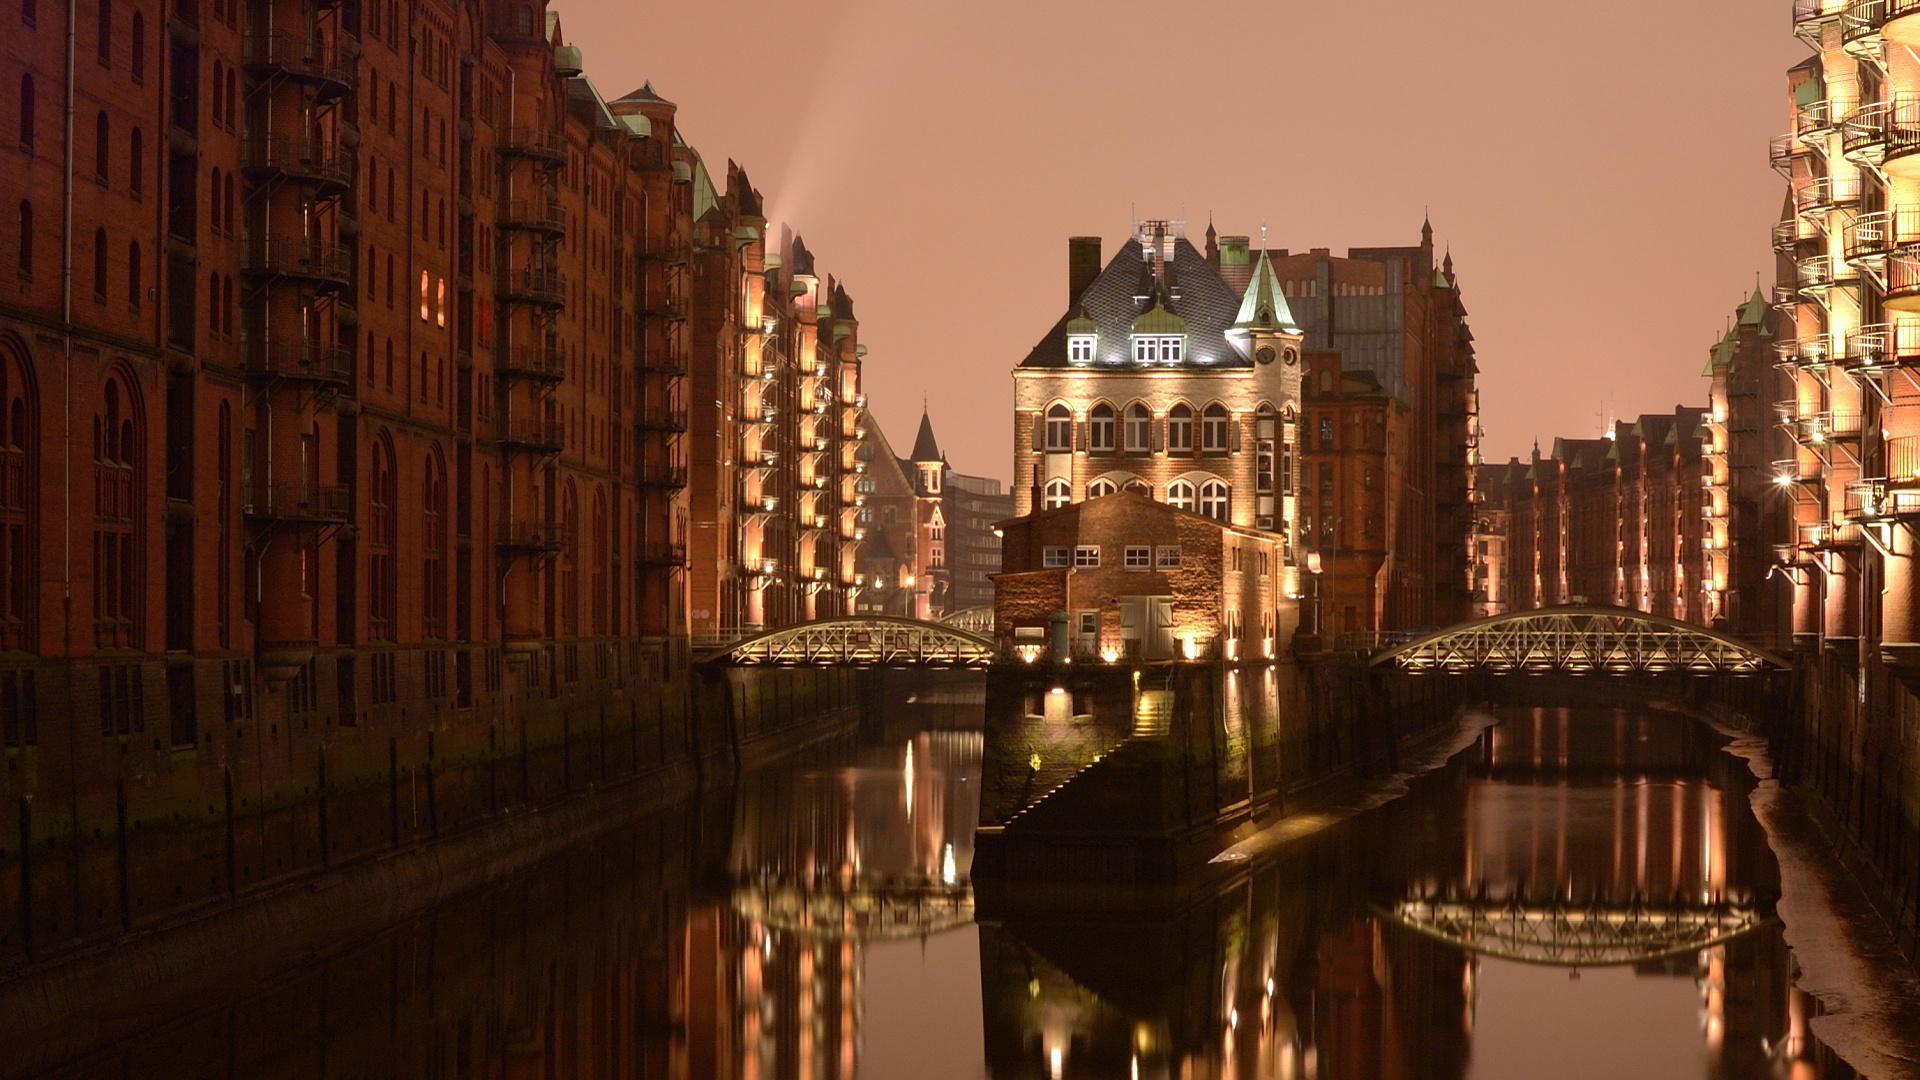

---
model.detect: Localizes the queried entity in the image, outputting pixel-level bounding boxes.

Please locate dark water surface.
[12,698,1874,1079]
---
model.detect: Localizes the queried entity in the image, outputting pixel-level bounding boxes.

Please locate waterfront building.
[686,168,867,636]
[1008,217,1477,636]
[853,409,1010,620]
[993,492,1288,662]
[1705,290,1794,645]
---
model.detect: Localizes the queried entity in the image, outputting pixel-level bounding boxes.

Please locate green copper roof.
[1794,76,1825,109]
[1132,298,1187,335]
[1230,247,1301,333]
[1738,288,1769,327]
[1065,306,1096,336]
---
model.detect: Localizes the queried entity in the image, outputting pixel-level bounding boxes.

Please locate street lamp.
[1305,550,1322,637]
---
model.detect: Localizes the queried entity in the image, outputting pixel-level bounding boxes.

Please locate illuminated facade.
[1704,290,1793,644]
[853,410,1010,619]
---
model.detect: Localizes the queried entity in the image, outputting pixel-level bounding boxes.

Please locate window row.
[1042,545,1182,570]
[1043,401,1260,454]
[1042,476,1232,520]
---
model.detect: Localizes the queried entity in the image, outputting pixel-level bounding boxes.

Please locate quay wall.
[0,651,863,979]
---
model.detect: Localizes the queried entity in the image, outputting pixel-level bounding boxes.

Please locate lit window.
[1074,545,1100,567]
[1088,477,1116,498]
[1043,478,1071,510]
[1124,546,1150,569]
[1167,480,1195,511]
[1068,335,1095,363]
[1125,403,1152,452]
[1089,402,1115,450]
[420,270,430,321]
[1157,546,1182,569]
[1201,403,1229,452]
[1133,335,1154,363]
[1043,546,1070,568]
[1167,404,1193,452]
[1045,403,1073,451]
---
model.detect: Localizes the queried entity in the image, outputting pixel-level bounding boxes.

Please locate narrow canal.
[4,690,1895,1078]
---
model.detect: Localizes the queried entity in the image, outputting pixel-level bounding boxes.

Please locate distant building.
[1704,291,1792,646]
[853,410,1010,620]
[1299,352,1402,635]
[993,493,1287,662]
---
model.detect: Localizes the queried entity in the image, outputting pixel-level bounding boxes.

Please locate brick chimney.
[1068,237,1102,305]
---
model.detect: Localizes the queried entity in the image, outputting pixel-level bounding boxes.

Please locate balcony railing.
[244,480,351,524]
[1886,251,1920,302]
[244,341,353,387]
[1795,175,1862,215]
[1795,0,1846,39]
[498,418,564,454]
[1772,283,1803,312]
[244,32,355,100]
[1795,99,1836,140]
[1844,478,1920,521]
[1842,207,1920,260]
[497,344,566,382]
[1793,411,1865,445]
[498,270,567,307]
[636,464,689,489]
[497,127,565,164]
[497,197,566,235]
[1843,0,1886,48]
[497,521,567,553]
[1840,322,1920,371]
[243,238,351,288]
[1770,134,1808,173]
[637,543,688,566]
[241,136,352,192]
[1797,254,1850,291]
[1778,334,1832,369]
[1799,520,1862,549]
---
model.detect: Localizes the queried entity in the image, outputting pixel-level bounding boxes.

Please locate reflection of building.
[853,411,1010,619]
[993,492,1287,661]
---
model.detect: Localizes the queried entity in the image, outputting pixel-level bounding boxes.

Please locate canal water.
[8,695,1878,1078]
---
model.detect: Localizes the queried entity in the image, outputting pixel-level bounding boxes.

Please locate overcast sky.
[560,0,1805,482]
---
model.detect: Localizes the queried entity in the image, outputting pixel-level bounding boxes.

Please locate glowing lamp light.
[1049,686,1066,696]
[1181,636,1200,660]
[1101,647,1121,663]
[1017,645,1043,664]
[1775,474,1795,487]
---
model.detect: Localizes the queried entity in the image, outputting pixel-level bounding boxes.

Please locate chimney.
[1029,464,1043,516]
[1068,237,1102,305]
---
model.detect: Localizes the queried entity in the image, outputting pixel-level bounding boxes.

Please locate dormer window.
[1068,335,1095,364]
[1132,335,1183,364]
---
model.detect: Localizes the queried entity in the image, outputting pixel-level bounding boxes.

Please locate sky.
[556,0,1807,483]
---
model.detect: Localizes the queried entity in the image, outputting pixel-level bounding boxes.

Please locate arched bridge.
[701,616,996,668]
[1383,891,1766,967]
[1371,606,1790,675]
[732,877,972,941]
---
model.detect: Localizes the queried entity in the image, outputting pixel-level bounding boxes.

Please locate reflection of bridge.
[1372,606,1790,675]
[1384,891,1766,967]
[731,877,973,941]
[700,617,996,667]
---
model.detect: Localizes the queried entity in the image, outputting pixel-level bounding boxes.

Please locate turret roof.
[910,410,942,462]
[1230,246,1302,334]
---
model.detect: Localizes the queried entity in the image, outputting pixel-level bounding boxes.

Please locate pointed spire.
[1422,213,1433,249]
[1232,243,1301,334]
[910,408,942,463]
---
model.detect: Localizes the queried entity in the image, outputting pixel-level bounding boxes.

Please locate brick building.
[993,492,1288,662]
[1704,289,1793,645]
[1008,217,1477,635]
[853,408,1009,619]
[1478,409,1712,622]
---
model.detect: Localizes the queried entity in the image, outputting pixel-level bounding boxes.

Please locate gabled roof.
[1019,235,1245,369]
[1738,288,1769,327]
[1231,246,1301,334]
[614,81,675,107]
[909,410,942,462]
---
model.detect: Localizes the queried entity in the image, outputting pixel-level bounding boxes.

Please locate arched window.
[0,343,37,651]
[1201,403,1230,452]
[591,487,608,635]
[128,126,141,197]
[17,201,31,277]
[126,240,139,308]
[516,5,533,34]
[92,228,107,299]
[1088,477,1117,498]
[1088,402,1116,451]
[367,437,396,640]
[1318,368,1333,395]
[96,0,111,66]
[1125,402,1151,452]
[1043,478,1071,511]
[93,372,141,647]
[93,111,108,181]
[1125,478,1151,495]
[1044,403,1072,451]
[130,12,142,81]
[561,481,580,634]
[422,449,446,640]
[1167,403,1193,454]
[1167,480,1195,511]
[1200,480,1231,521]
[17,75,33,150]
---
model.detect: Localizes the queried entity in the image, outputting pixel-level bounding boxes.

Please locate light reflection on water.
[10,700,1870,1080]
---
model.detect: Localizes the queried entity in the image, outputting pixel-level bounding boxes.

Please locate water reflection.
[983,707,1857,1080]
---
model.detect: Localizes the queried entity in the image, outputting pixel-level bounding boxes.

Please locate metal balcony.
[497,521,567,554]
[635,238,690,265]
[244,341,353,387]
[1795,0,1847,44]
[1771,134,1809,175]
[637,411,688,434]
[1795,99,1838,142]
[1886,252,1920,312]
[241,137,352,195]
[497,344,566,383]
[243,32,354,102]
[1889,0,1920,46]
[638,295,689,321]
[636,464,688,489]
[637,543,688,567]
[1795,175,1861,216]
[1793,411,1865,445]
[1773,220,1805,254]
[1797,254,1853,299]
[244,238,351,290]
[636,350,688,377]
[1844,478,1920,521]
[498,419,564,455]
[1844,0,1887,56]
[497,197,565,236]
[244,480,351,525]
[497,127,565,165]
[497,270,567,308]
[1800,520,1862,550]
[1772,283,1803,313]
[1840,322,1920,372]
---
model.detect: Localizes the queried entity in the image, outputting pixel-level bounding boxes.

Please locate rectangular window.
[1156,545,1181,570]
[1043,546,1070,568]
[1069,336,1094,363]
[1074,545,1100,568]
[1124,545,1151,569]
[1133,336,1154,363]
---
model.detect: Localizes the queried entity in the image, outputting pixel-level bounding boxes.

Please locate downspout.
[59,0,77,942]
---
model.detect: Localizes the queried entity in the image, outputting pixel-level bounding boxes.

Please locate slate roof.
[1020,236,1248,369]
[909,410,941,462]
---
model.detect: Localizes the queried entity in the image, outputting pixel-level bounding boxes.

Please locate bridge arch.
[1382,892,1767,967]
[703,616,996,668]
[1371,605,1789,675]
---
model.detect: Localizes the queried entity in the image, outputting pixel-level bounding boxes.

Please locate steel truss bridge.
[1372,606,1790,675]
[1383,892,1767,967]
[701,616,997,668]
[732,877,972,941]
